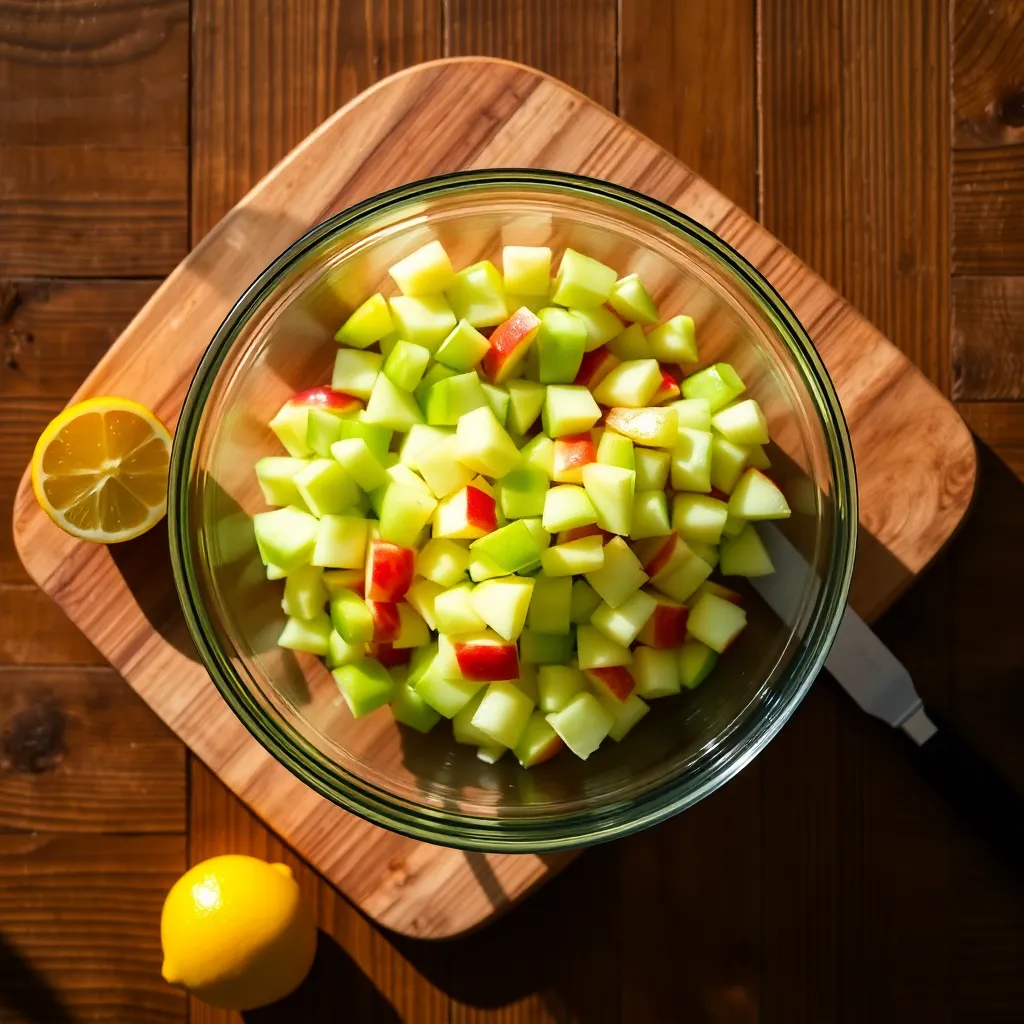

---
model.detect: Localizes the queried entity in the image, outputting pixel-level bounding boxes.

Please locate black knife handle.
[915,707,1024,865]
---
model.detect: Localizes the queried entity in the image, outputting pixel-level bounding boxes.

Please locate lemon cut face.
[31,396,172,543]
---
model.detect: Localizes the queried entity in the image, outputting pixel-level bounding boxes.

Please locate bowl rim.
[168,168,858,852]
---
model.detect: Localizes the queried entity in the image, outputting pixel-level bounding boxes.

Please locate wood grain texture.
[190,0,443,242]
[0,666,184,834]
[10,60,976,941]
[0,585,103,666]
[952,276,1024,399]
[953,146,1024,275]
[959,401,1024,480]
[445,0,618,111]
[0,832,186,1024]
[0,0,189,276]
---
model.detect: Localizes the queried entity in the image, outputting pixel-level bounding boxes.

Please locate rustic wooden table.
[2,2,1023,1021]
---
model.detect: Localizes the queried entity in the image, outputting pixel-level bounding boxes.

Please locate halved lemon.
[31,396,172,543]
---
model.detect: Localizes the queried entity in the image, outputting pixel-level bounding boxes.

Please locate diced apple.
[364,539,415,601]
[329,589,374,644]
[576,623,632,670]
[630,490,671,539]
[551,248,618,308]
[647,315,698,364]
[681,361,745,411]
[573,347,620,389]
[434,319,490,371]
[255,456,311,508]
[454,405,521,478]
[687,593,748,653]
[416,656,482,718]
[633,530,691,581]
[590,588,657,647]
[406,578,443,630]
[636,592,689,648]
[388,239,456,295]
[672,493,730,544]
[415,538,470,587]
[322,568,364,596]
[651,367,681,404]
[331,350,383,401]
[294,459,358,517]
[552,432,597,484]
[671,428,713,492]
[570,579,602,623]
[469,575,535,641]
[514,711,565,767]
[712,398,769,445]
[471,680,534,748]
[502,245,552,295]
[570,305,624,350]
[720,523,775,576]
[655,553,713,603]
[505,379,546,435]
[452,630,520,682]
[278,613,332,655]
[605,406,678,448]
[254,506,320,570]
[335,292,394,348]
[607,323,652,361]
[541,485,598,533]
[584,536,648,608]
[330,437,389,493]
[542,385,602,437]
[608,273,659,325]
[446,260,508,327]
[520,433,555,479]
[336,420,392,462]
[598,691,650,741]
[727,469,792,520]
[536,307,588,383]
[271,387,363,457]
[537,664,587,713]
[581,462,635,536]
[482,307,542,383]
[281,565,328,620]
[545,692,614,760]
[389,676,442,733]
[393,602,430,648]
[593,359,662,408]
[383,340,431,391]
[631,646,682,699]
[540,534,605,576]
[596,430,634,473]
[519,628,575,665]
[710,437,749,494]
[668,398,712,430]
[312,514,369,569]
[583,666,635,705]
[470,519,544,574]
[362,372,424,432]
[500,466,549,519]
[333,658,396,717]
[325,628,363,669]
[366,600,401,643]
[527,573,572,636]
[389,294,458,352]
[633,447,670,490]
[678,639,718,689]
[424,371,489,426]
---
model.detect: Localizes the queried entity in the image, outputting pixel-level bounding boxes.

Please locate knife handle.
[915,707,1024,864]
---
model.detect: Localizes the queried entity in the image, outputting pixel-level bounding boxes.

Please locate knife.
[751,524,1024,863]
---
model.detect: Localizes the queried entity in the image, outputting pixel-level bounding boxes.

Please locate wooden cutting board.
[12,58,976,940]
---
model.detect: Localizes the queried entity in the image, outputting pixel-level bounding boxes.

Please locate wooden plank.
[619,0,757,212]
[958,401,1024,481]
[0,832,186,1024]
[952,146,1024,275]
[0,280,160,583]
[952,276,1024,400]
[0,0,189,277]
[0,585,103,666]
[445,0,618,111]
[187,761,448,1024]
[190,0,443,242]
[0,666,184,834]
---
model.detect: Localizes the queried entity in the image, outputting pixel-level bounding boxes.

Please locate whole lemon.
[160,855,317,1011]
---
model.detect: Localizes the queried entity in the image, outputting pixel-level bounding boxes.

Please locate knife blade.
[750,523,1024,863]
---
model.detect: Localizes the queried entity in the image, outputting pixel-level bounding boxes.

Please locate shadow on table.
[0,932,73,1024]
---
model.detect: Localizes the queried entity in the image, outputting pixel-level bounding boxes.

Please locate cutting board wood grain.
[12,58,976,939]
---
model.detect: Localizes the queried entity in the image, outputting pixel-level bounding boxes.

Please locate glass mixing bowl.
[168,170,857,852]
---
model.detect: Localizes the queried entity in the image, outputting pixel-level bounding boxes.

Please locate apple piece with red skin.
[482,307,542,384]
[636,592,689,647]
[651,366,681,404]
[364,539,415,601]
[584,666,636,704]
[552,432,597,484]
[690,580,743,605]
[556,523,611,545]
[633,531,692,581]
[370,642,412,668]
[433,484,499,540]
[513,711,565,767]
[573,346,621,390]
[290,386,363,413]
[367,600,401,643]
[270,387,363,456]
[452,631,520,682]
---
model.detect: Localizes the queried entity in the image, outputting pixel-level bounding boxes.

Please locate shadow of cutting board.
[12,58,976,939]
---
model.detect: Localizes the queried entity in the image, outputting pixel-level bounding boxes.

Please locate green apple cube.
[329,438,388,493]
[542,385,601,437]
[720,523,775,576]
[454,406,521,478]
[470,519,543,574]
[435,319,491,370]
[390,677,442,733]
[608,273,659,325]
[446,260,508,327]
[541,485,598,533]
[378,483,437,548]
[727,469,791,520]
[362,372,424,432]
[293,458,358,517]
[511,663,540,703]
[425,371,490,426]
[522,515,552,554]
[417,666,481,719]
[452,689,494,746]
[581,463,634,536]
[400,423,452,466]
[326,628,363,669]
[389,295,457,352]
[406,578,443,630]
[536,307,588,384]
[476,745,506,764]
[388,604,428,649]
[712,398,769,445]
[632,646,682,699]
[551,248,617,308]
[546,692,614,759]
[652,547,712,602]
[519,628,575,665]
[414,435,475,498]
[710,437,749,494]
[633,447,670,490]
[281,564,327,619]
[481,382,510,426]
[415,361,458,410]
[672,493,730,544]
[590,589,657,647]
[603,407,678,448]
[671,428,713,492]
[668,398,712,430]
[593,359,662,408]
[537,665,586,713]
[266,563,288,580]
[415,537,470,587]
[305,407,347,457]
[687,593,748,653]
[741,443,771,470]
[502,245,552,295]
[388,239,456,296]
[505,293,548,315]
[311,514,368,568]
[520,433,555,479]
[385,462,432,496]
[688,539,719,568]
[514,710,565,767]
[608,323,652,362]
[505,379,546,435]
[584,536,648,608]
[469,575,535,641]
[721,511,747,539]
[678,639,719,689]
[383,340,431,392]
[468,553,507,582]
[329,588,374,643]
[332,349,383,399]
[630,491,671,539]
[527,573,572,635]
[340,418,392,460]
[500,466,549,519]
[335,292,394,348]
[379,332,401,359]
[598,691,650,742]
[681,362,745,411]
[571,305,625,351]
[647,315,698,364]
[334,658,396,718]
[434,582,488,634]
[278,612,332,656]
[596,430,635,472]
[570,579,602,623]
[321,568,364,596]
[540,534,605,576]
[255,456,310,508]
[471,681,535,749]
[269,402,313,457]
[576,623,632,670]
